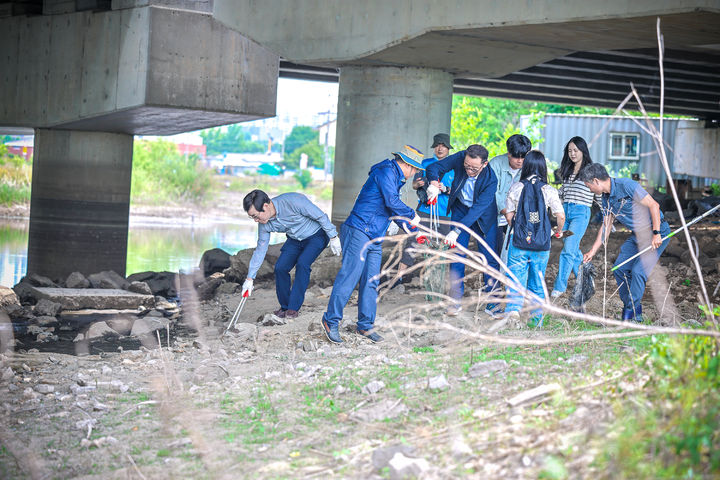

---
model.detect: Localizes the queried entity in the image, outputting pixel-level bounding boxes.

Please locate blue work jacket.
[426,150,498,234]
[345,159,416,240]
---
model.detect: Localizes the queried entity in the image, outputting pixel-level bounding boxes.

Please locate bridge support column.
[28,129,133,281]
[332,66,453,224]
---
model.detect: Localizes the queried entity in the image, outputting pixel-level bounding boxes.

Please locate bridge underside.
[281,47,720,122]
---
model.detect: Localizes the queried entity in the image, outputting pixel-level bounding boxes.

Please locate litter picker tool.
[610,203,720,272]
[223,290,249,336]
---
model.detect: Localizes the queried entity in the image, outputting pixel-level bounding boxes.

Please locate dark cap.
[431,133,453,150]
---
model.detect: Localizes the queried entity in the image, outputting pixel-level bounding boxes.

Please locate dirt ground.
[1,220,718,479]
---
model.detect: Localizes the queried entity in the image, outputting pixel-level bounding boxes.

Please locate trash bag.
[569,262,597,313]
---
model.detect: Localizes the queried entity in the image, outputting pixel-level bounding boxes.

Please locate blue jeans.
[505,239,550,324]
[449,204,499,303]
[553,203,591,293]
[275,228,329,311]
[613,222,671,311]
[323,223,382,331]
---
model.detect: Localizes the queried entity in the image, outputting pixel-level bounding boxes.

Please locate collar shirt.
[417,155,454,216]
[460,174,478,207]
[602,177,665,232]
[247,192,336,279]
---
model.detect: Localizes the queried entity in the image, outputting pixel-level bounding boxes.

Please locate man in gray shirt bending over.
[242,189,341,318]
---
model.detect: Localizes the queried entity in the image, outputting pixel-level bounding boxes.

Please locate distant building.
[4,136,33,160]
[210,152,283,176]
[525,114,712,188]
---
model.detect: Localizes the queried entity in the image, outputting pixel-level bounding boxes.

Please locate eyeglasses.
[463,162,486,174]
[248,211,262,220]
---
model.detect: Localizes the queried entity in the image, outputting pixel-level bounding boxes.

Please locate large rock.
[215,282,239,296]
[228,244,283,281]
[200,248,231,278]
[88,271,129,290]
[127,281,153,295]
[65,272,90,289]
[131,317,169,337]
[308,250,342,288]
[197,273,224,301]
[86,321,120,340]
[106,316,135,335]
[34,299,63,317]
[25,273,57,288]
[126,271,177,298]
[0,286,19,309]
[12,282,38,305]
[30,287,155,310]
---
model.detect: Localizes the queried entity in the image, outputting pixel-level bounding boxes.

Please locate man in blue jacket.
[321,145,423,344]
[426,144,499,316]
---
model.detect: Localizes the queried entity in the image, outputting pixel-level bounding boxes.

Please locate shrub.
[294,170,313,190]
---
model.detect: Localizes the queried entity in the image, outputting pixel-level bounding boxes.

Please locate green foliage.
[284,126,319,155]
[0,147,31,206]
[284,138,326,170]
[199,124,266,156]
[131,139,213,204]
[450,97,552,157]
[294,169,313,189]
[709,183,720,196]
[611,163,639,179]
[599,334,720,477]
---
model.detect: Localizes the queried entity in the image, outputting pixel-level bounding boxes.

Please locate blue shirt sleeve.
[374,167,415,221]
[247,225,271,279]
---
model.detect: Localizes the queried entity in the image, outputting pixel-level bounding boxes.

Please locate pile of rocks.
[1,270,181,349]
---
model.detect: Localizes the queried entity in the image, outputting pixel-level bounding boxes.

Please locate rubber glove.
[444,230,459,248]
[241,278,253,297]
[329,236,342,256]
[426,184,441,204]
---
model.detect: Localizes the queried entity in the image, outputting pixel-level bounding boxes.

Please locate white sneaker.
[550,290,563,299]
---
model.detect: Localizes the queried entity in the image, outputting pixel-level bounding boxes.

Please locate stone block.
[31,287,155,310]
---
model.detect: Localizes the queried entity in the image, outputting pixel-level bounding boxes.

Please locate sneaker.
[445,305,463,316]
[285,309,299,319]
[357,329,384,343]
[550,290,563,299]
[321,318,343,344]
[484,303,502,318]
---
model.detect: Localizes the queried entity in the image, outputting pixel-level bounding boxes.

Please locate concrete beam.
[213,1,720,77]
[28,129,133,280]
[332,66,453,223]
[1,5,278,135]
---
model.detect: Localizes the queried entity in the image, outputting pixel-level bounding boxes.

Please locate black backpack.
[512,178,552,251]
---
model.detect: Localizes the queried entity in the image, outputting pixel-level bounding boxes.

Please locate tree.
[282,139,325,170]
[294,170,313,189]
[199,124,266,155]
[284,126,318,155]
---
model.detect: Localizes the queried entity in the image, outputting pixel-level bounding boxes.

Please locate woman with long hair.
[503,150,564,326]
[551,136,594,297]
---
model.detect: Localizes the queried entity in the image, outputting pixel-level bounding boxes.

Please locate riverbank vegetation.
[0,145,31,206]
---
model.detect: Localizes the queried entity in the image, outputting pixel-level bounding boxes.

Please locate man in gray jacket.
[242,189,341,318]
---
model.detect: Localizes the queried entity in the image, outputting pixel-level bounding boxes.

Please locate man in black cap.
[396,133,456,279]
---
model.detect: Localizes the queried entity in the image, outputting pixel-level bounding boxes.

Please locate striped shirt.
[559,174,597,207]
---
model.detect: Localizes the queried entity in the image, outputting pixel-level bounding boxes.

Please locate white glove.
[426,184,441,203]
[329,236,342,256]
[444,230,459,247]
[241,278,253,297]
[387,223,400,236]
[410,214,421,228]
[403,213,422,234]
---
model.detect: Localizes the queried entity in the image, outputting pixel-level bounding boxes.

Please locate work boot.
[321,317,343,344]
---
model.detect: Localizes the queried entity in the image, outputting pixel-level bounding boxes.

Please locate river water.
[0,217,286,287]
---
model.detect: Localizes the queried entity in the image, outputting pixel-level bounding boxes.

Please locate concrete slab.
[31,287,155,311]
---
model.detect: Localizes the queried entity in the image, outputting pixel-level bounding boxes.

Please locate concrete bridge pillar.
[332,66,453,224]
[28,129,133,280]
